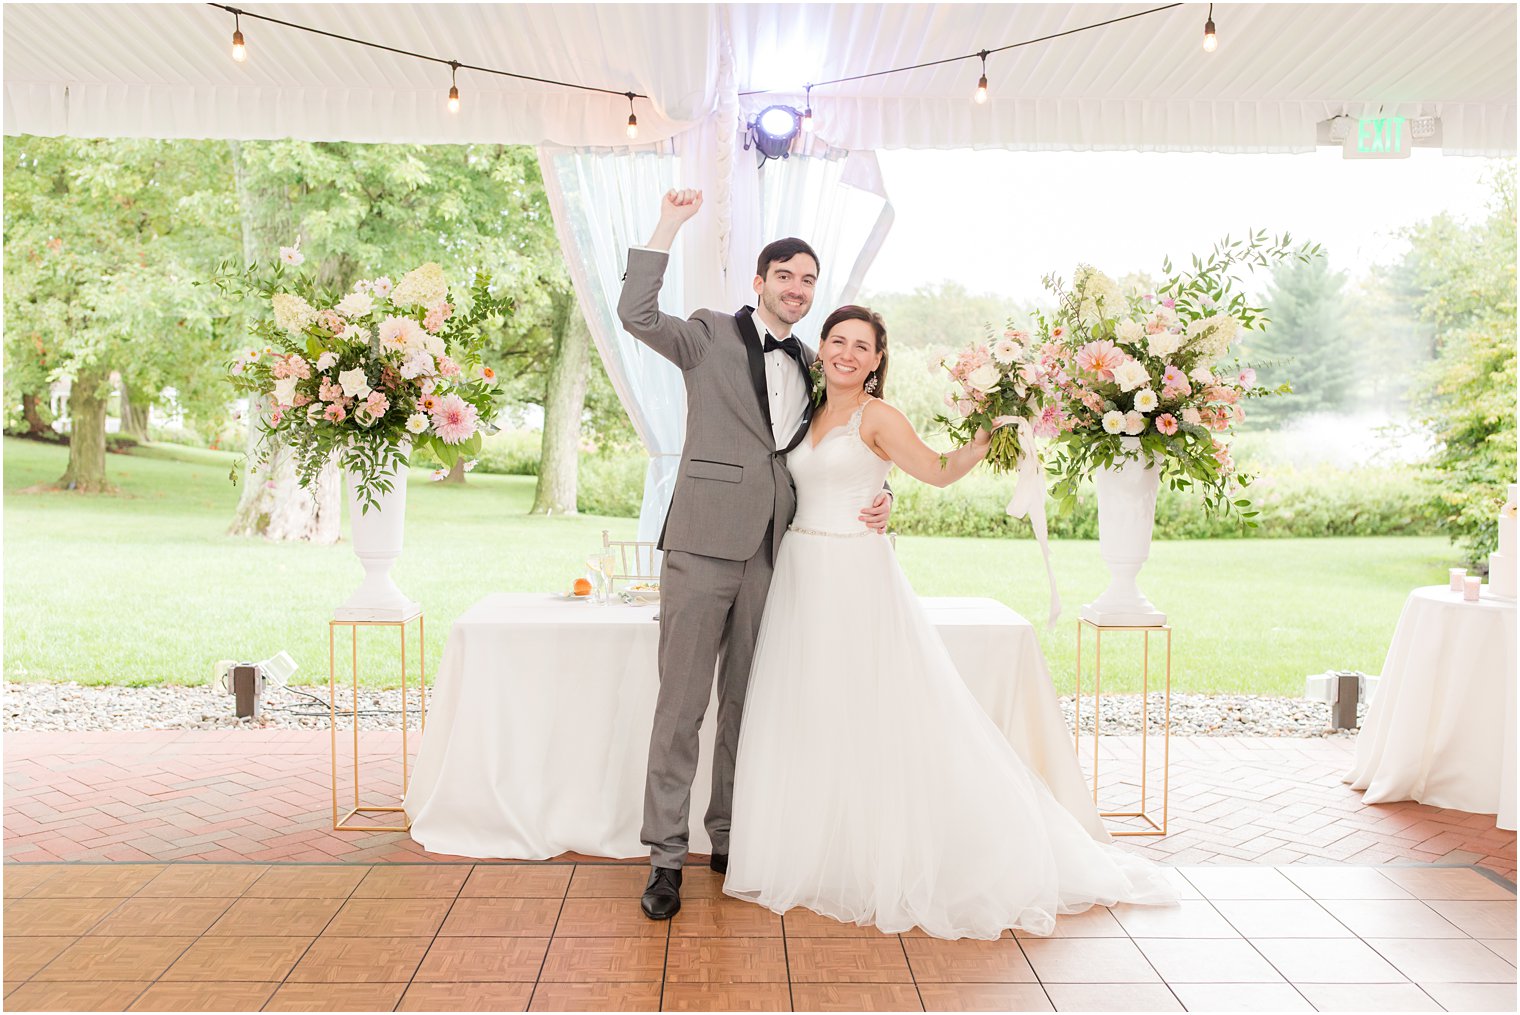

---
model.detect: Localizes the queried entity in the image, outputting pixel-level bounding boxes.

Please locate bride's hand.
[971,428,993,454]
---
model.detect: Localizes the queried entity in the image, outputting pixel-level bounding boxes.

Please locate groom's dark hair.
[756,238,820,280]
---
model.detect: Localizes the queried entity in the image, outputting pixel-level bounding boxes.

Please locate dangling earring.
[864,375,879,394]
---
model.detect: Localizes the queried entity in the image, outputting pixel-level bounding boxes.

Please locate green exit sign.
[1344,117,1411,159]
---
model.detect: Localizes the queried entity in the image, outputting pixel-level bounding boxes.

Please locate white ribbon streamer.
[1003,418,1061,631]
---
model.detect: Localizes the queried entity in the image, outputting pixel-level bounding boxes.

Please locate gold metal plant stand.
[328,612,426,832]
[1074,618,1171,837]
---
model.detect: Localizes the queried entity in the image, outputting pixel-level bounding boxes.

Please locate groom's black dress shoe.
[640,866,682,920]
[709,852,729,875]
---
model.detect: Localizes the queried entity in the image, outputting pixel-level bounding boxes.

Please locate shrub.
[577,454,645,517]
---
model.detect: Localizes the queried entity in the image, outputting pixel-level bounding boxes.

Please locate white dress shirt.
[758,328,809,452]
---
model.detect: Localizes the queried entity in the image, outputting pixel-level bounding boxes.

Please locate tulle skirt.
[724,531,1177,940]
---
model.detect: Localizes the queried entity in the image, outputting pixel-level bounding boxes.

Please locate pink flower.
[1161,298,1176,308]
[1081,391,1106,413]
[1207,407,1231,431]
[1204,384,1242,405]
[293,393,312,407]
[423,301,453,334]
[1182,407,1203,426]
[320,310,345,334]
[319,379,344,402]
[1238,368,1257,387]
[430,393,479,444]
[271,408,284,426]
[419,393,440,414]
[1051,326,1068,341]
[271,354,310,380]
[324,402,347,423]
[364,391,389,417]
[1162,365,1188,390]
[437,355,461,378]
[1232,404,1246,424]
[1155,413,1179,435]
[1034,404,1063,438]
[1074,340,1125,381]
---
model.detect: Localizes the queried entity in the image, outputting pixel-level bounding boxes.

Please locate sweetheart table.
[405,592,1103,858]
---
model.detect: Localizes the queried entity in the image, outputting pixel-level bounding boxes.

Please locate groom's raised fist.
[661,188,703,223]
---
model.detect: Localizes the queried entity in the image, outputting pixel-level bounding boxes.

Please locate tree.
[1400,165,1517,565]
[3,137,236,492]
[1247,253,1354,425]
[532,293,592,514]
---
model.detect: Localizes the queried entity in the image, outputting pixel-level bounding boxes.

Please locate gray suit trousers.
[642,537,775,869]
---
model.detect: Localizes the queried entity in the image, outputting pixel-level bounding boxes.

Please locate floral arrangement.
[931,328,1059,473]
[938,232,1321,521]
[211,244,514,512]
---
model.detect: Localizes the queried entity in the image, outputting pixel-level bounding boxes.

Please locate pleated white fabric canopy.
[4,3,1515,154]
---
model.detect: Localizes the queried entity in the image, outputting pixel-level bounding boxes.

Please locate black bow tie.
[763,334,801,357]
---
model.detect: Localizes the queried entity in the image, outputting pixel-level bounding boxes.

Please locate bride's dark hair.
[816,305,888,406]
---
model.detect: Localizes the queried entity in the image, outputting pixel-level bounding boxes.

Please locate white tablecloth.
[405,593,1104,859]
[1345,585,1518,830]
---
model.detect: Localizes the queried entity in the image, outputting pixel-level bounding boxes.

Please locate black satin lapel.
[735,306,773,433]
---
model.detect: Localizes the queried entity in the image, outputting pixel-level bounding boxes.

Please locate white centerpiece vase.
[334,449,420,622]
[1081,454,1167,627]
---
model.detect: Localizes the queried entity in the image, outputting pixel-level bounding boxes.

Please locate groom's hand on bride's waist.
[858,490,893,533]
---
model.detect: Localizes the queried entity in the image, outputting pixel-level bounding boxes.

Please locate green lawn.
[4,437,1452,696]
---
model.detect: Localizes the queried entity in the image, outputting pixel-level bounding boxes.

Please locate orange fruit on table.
[573,578,593,597]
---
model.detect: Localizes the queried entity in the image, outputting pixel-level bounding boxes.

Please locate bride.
[723,305,1177,940]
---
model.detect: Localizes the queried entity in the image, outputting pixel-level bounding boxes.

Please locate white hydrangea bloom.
[389,263,448,308]
[271,293,317,335]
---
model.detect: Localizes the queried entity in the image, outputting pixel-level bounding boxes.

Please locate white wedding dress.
[724,402,1177,939]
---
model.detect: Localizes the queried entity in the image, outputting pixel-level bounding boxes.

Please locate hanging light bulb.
[231,10,246,62]
[1202,4,1218,51]
[625,93,638,140]
[973,51,989,104]
[801,85,814,132]
[447,62,460,113]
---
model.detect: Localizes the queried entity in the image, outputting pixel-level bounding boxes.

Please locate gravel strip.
[5,682,1362,737]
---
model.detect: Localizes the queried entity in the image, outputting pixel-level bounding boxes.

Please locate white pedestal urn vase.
[334,448,420,622]
[1081,453,1167,627]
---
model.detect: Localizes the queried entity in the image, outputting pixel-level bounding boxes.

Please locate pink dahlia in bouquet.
[212,250,514,512]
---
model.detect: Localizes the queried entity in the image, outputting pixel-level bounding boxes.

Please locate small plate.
[555,591,593,601]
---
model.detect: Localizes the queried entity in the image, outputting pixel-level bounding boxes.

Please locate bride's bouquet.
[932,327,1062,473]
[1036,232,1321,520]
[212,246,513,512]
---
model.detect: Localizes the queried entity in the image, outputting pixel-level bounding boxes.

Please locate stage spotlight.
[747,105,801,161]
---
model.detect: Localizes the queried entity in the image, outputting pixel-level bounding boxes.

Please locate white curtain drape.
[540,125,894,543]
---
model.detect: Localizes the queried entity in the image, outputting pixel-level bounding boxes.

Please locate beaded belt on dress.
[787,525,874,538]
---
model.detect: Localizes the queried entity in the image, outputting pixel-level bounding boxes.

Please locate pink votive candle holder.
[1450,567,1468,591]
[1463,576,1482,602]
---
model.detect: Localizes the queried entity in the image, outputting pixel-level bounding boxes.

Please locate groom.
[617,189,891,919]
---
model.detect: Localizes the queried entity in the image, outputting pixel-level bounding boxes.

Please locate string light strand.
[206,3,648,100]
[739,3,1184,97]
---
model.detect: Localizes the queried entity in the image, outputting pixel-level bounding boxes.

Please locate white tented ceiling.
[3,3,1514,154]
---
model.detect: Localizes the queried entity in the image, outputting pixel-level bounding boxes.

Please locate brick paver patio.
[4,731,1514,878]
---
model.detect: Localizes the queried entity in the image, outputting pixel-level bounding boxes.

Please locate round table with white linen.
[1345,585,1517,830]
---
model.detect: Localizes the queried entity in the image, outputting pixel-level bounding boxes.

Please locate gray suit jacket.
[617,248,813,563]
